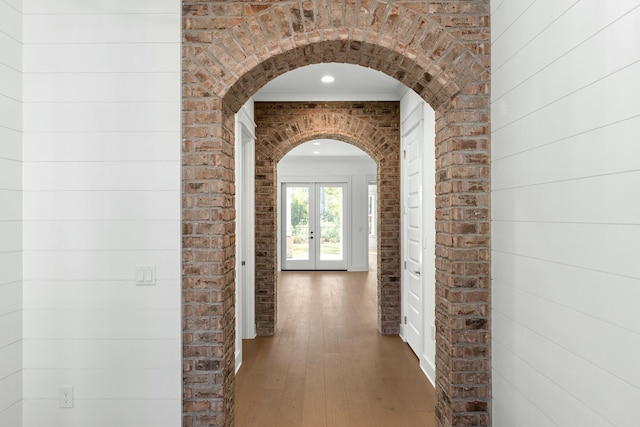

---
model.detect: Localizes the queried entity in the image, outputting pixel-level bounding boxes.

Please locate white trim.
[420,355,436,387]
[280,174,352,183]
[242,132,256,339]
[280,181,350,271]
[235,350,243,374]
[236,103,257,132]
[235,102,257,348]
[399,324,407,342]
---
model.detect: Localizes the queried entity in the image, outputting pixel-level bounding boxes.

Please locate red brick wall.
[253,101,401,336]
[182,1,490,426]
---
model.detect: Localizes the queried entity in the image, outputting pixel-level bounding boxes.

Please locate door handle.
[413,270,421,276]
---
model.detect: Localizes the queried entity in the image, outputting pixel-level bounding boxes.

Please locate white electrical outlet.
[59,386,73,408]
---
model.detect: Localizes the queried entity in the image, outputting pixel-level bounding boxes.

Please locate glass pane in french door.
[318,185,343,261]
[285,186,310,262]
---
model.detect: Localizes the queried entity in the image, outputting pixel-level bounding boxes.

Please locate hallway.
[235,256,436,426]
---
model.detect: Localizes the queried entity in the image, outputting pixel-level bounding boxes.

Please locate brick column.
[182,92,237,425]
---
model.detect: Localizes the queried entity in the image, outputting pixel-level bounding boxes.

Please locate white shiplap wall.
[491,1,640,426]
[22,0,182,425]
[0,0,23,425]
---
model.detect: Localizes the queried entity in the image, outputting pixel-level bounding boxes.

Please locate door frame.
[280,179,350,271]
[235,106,256,373]
[401,103,425,358]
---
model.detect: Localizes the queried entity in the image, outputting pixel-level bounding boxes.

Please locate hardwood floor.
[236,255,436,426]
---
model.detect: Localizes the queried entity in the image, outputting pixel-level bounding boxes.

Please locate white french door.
[281,182,348,270]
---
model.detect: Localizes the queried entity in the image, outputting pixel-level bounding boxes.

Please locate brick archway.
[182,2,490,426]
[253,101,401,336]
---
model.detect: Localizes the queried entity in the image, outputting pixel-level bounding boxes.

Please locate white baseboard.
[420,354,436,387]
[235,350,242,374]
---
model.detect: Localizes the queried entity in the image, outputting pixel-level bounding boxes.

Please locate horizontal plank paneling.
[493,221,640,278]
[0,0,22,423]
[23,308,180,340]
[0,32,21,71]
[23,281,179,310]
[492,251,640,333]
[21,3,182,425]
[23,131,179,162]
[23,73,180,103]
[0,282,21,316]
[0,372,21,421]
[0,95,21,131]
[0,312,21,349]
[23,399,181,427]
[491,116,640,191]
[493,280,640,387]
[493,309,640,427]
[24,14,179,44]
[24,102,179,132]
[493,61,640,161]
[0,1,21,40]
[24,220,179,251]
[23,162,179,191]
[23,44,179,73]
[491,368,556,427]
[23,369,180,399]
[23,340,180,370]
[492,171,640,224]
[0,128,21,160]
[0,252,21,286]
[0,63,21,101]
[0,222,21,253]
[0,159,21,191]
[493,6,640,130]
[492,1,640,100]
[0,402,21,427]
[491,0,576,72]
[23,191,179,221]
[492,1,640,426]
[24,0,178,14]
[23,251,179,281]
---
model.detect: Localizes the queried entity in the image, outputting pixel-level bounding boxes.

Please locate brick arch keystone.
[181,1,491,426]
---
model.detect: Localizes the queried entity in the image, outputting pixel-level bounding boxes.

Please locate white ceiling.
[283,138,370,158]
[255,63,404,159]
[253,63,406,102]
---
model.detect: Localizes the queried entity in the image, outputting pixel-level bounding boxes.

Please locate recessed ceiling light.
[313,151,321,155]
[312,142,321,145]
[321,75,335,83]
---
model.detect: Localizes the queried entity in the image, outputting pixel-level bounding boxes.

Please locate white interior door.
[235,111,257,372]
[282,182,348,270]
[403,107,424,357]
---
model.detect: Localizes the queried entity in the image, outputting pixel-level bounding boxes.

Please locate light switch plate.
[135,265,156,286]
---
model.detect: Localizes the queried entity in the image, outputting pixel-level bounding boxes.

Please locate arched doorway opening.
[252,99,401,336]
[278,138,376,273]
[181,2,491,426]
